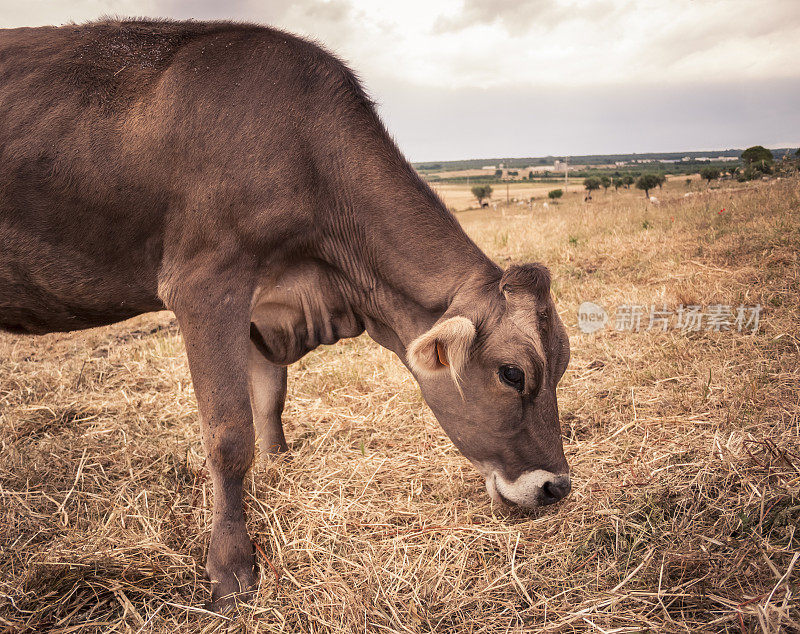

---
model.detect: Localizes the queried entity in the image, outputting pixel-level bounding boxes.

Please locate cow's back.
[1,23,192,332]
[0,20,325,333]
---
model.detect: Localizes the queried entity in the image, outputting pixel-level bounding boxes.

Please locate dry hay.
[1,178,798,632]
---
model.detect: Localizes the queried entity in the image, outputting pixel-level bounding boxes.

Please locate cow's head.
[406,263,571,509]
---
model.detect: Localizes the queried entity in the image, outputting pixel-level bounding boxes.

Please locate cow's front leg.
[248,329,289,458]
[169,279,256,610]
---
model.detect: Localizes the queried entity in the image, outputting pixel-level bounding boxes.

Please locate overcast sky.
[2,0,799,161]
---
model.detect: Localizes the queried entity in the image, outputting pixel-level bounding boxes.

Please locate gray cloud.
[156,0,257,21]
[435,0,561,34]
[431,0,800,88]
[302,0,350,22]
[434,0,622,35]
[640,0,800,70]
[155,0,351,25]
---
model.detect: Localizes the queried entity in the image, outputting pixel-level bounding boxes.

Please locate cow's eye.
[499,365,525,392]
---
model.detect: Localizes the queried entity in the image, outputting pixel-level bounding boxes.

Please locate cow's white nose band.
[486,469,571,508]
[496,469,554,504]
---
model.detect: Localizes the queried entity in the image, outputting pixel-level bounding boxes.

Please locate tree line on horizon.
[469,145,799,205]
[418,146,797,174]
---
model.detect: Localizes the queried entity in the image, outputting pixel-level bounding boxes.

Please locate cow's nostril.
[541,476,571,505]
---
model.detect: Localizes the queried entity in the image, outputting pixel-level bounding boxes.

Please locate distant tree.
[753,161,773,175]
[583,177,601,194]
[635,173,661,198]
[700,167,720,186]
[795,148,800,157]
[741,145,773,166]
[495,169,503,178]
[612,177,623,190]
[528,170,534,180]
[727,166,739,177]
[471,185,493,205]
[623,175,635,188]
[656,174,666,189]
[548,189,563,202]
[600,175,612,192]
[685,178,692,186]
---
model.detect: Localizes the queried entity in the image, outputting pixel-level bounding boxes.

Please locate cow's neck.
[321,157,501,355]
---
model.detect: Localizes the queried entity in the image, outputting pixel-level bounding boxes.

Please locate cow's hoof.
[206,568,257,614]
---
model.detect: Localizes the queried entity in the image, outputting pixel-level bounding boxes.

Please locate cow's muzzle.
[486,469,571,509]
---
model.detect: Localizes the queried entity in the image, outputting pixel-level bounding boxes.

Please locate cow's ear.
[406,316,476,383]
[500,263,551,300]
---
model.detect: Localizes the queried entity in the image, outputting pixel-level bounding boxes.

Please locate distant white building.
[681,156,738,162]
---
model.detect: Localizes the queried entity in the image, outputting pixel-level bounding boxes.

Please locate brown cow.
[0,19,571,609]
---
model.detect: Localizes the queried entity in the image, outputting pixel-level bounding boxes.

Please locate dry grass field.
[432,180,563,211]
[1,177,799,632]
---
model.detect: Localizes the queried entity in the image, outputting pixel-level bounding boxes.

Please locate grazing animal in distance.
[0,19,572,609]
